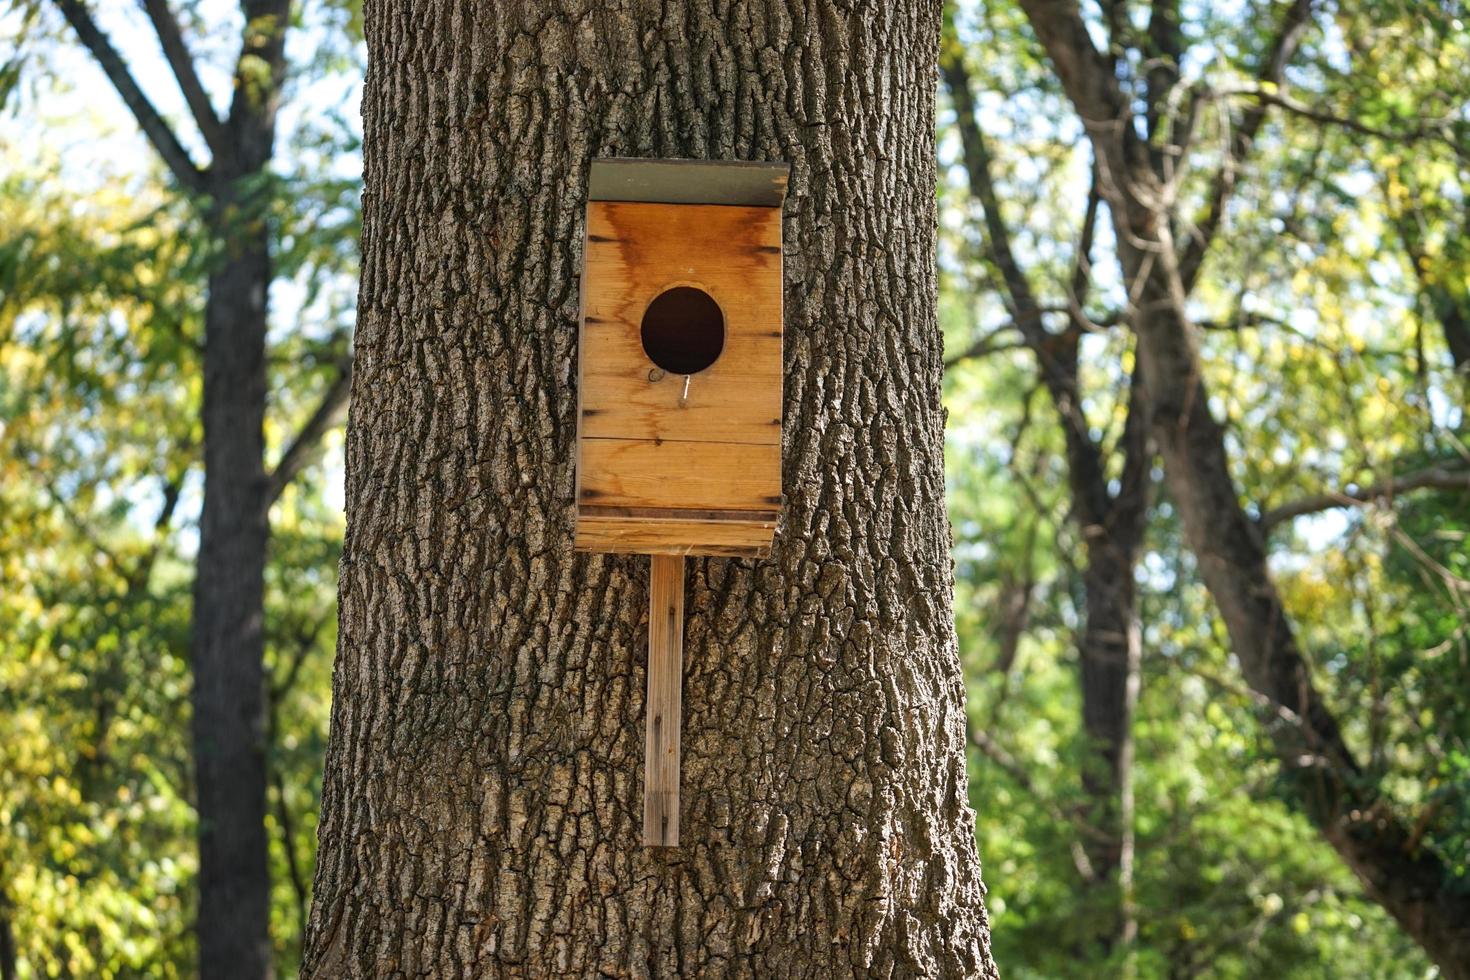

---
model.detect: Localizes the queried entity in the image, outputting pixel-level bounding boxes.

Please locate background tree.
[942,16,1153,957]
[941,0,1470,974]
[3,0,1468,977]
[302,2,996,976]
[0,2,361,975]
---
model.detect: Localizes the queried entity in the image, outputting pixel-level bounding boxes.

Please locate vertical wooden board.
[644,554,684,847]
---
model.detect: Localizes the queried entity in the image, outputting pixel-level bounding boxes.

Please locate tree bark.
[0,879,15,980]
[302,3,997,977]
[192,225,273,980]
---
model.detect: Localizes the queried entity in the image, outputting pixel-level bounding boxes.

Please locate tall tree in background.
[943,29,1153,957]
[303,2,996,976]
[1012,0,1470,972]
[26,2,358,976]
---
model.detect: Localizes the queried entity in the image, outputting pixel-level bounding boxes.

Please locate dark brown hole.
[640,286,724,375]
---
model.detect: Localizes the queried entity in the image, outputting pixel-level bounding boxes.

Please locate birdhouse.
[573,158,790,849]
[574,157,790,559]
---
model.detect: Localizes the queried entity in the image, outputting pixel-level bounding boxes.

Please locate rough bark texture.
[302,2,995,977]
[1017,0,1470,973]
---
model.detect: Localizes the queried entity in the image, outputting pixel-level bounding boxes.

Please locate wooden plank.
[644,554,684,847]
[578,201,783,446]
[574,512,775,557]
[579,340,782,446]
[577,437,781,513]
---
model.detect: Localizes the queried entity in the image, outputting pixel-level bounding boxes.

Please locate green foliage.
[1,0,1466,977]
[0,1,362,974]
[944,0,1468,975]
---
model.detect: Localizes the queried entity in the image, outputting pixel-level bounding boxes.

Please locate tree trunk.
[1016,1,1470,971]
[301,3,996,977]
[942,47,1148,952]
[1076,551,1138,873]
[0,880,15,980]
[52,1,293,975]
[192,230,273,980]
[1130,259,1470,979]
[192,4,290,976]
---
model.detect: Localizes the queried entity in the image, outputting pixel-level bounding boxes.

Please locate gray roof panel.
[588,158,790,208]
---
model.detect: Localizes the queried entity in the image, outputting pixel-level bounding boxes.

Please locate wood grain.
[577,437,781,513]
[574,513,775,557]
[644,553,684,847]
[578,201,783,447]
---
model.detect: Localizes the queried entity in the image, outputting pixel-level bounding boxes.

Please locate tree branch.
[52,0,208,194]
[264,355,354,509]
[1016,0,1150,220]
[1261,465,1470,530]
[942,38,1122,528]
[943,324,1026,369]
[272,770,310,953]
[140,0,230,157]
[967,724,1116,850]
[1177,0,1316,292]
[126,471,184,593]
[1068,159,1102,326]
[940,45,1047,342]
[225,0,292,171]
[1233,87,1468,157]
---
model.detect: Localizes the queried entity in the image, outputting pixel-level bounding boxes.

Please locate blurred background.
[0,1,1466,977]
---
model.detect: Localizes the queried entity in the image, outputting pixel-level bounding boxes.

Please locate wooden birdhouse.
[573,158,790,848]
[574,157,790,558]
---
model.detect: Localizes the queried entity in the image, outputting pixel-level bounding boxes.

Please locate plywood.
[644,553,684,847]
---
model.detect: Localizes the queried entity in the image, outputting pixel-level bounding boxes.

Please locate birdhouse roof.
[588,158,790,208]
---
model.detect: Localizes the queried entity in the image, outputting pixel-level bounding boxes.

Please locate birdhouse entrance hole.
[641,286,725,375]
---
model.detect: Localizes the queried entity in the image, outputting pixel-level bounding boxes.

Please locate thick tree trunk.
[192,222,273,980]
[302,3,996,977]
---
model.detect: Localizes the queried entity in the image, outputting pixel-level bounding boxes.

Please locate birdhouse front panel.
[574,159,789,558]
